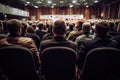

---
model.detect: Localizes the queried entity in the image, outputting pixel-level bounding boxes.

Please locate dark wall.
[0,0,25,10]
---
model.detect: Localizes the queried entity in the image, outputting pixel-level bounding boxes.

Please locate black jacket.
[77,36,118,70]
[40,36,78,53]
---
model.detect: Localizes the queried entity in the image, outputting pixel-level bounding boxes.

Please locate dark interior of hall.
[0,0,120,20]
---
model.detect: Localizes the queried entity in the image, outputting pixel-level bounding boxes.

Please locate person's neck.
[54,35,65,38]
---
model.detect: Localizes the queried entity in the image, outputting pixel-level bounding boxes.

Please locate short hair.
[69,23,74,31]
[53,20,66,35]
[32,24,37,30]
[27,26,35,33]
[82,23,91,33]
[75,21,83,31]
[37,22,44,30]
[95,22,109,37]
[7,19,23,34]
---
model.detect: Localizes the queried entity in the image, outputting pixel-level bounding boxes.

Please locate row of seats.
[0,46,120,80]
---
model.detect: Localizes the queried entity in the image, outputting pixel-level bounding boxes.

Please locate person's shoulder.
[18,37,34,42]
[0,38,7,42]
[77,34,85,39]
[80,39,95,47]
[67,40,77,45]
[111,34,120,41]
[41,39,53,44]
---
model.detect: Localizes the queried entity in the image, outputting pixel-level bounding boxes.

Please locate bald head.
[52,20,67,36]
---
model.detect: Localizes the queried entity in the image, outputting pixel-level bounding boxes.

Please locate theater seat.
[0,46,39,80]
[80,47,120,80]
[40,47,77,80]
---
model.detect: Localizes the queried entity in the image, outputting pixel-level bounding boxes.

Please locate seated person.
[0,19,40,70]
[108,21,118,37]
[40,20,77,53]
[77,21,118,70]
[42,22,54,40]
[35,22,47,40]
[67,21,83,41]
[75,22,94,42]
[26,26,41,49]
[111,22,120,49]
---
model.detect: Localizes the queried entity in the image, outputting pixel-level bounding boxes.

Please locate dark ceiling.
[22,0,102,8]
[0,0,119,9]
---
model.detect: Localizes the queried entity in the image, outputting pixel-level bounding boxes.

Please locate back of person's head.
[95,22,109,37]
[69,23,74,31]
[46,22,53,33]
[75,21,83,31]
[109,21,115,31]
[82,22,91,34]
[32,24,37,30]
[52,20,66,36]
[37,22,44,30]
[27,26,35,33]
[109,22,115,28]
[7,19,23,35]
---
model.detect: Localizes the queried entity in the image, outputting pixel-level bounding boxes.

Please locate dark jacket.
[40,36,78,53]
[77,36,118,70]
[111,33,120,49]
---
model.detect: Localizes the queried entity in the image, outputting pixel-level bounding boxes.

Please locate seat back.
[0,46,39,80]
[81,47,120,80]
[41,47,77,80]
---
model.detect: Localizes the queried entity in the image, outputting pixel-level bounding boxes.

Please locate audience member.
[111,22,120,49]
[0,19,40,70]
[67,21,83,41]
[77,21,118,70]
[75,22,94,42]
[40,20,77,53]
[107,21,118,37]
[31,24,37,31]
[35,22,47,40]
[42,22,54,40]
[66,22,75,37]
[26,26,41,49]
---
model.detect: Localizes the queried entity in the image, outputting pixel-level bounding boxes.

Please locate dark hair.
[53,20,66,35]
[109,22,115,31]
[37,22,44,30]
[27,26,35,33]
[95,22,109,37]
[32,24,37,30]
[76,21,83,31]
[7,19,23,34]
[69,23,74,31]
